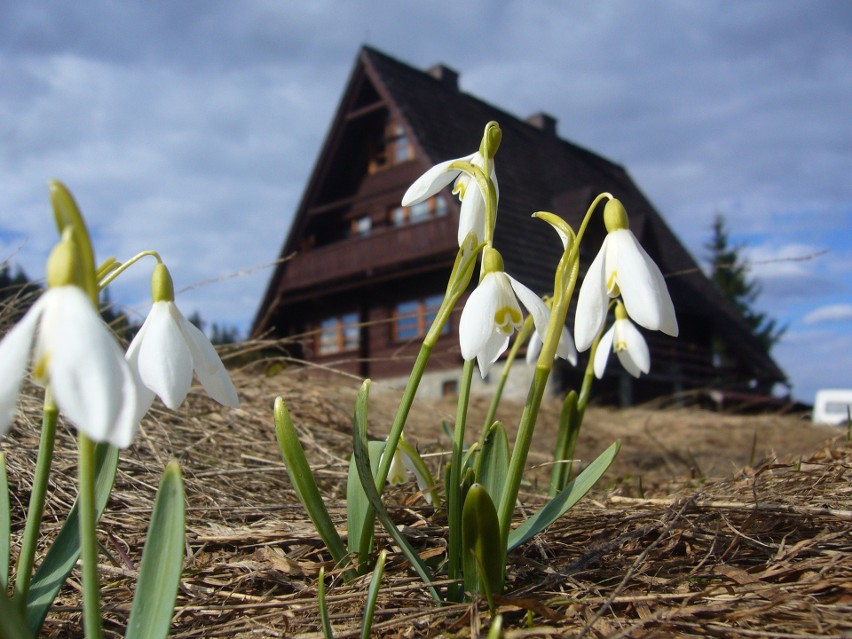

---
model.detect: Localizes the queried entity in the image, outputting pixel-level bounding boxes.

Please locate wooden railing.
[279,217,457,292]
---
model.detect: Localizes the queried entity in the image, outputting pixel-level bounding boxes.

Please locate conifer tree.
[705,214,785,354]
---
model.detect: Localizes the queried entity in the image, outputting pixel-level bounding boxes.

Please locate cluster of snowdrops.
[0,121,677,638]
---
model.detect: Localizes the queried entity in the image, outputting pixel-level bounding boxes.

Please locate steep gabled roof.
[253,46,786,385]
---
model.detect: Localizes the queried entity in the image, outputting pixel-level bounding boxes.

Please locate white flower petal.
[137,302,194,409]
[526,332,542,365]
[457,183,487,245]
[574,237,610,351]
[459,274,500,360]
[401,156,471,206]
[610,230,678,336]
[594,325,615,379]
[44,288,139,447]
[617,319,651,375]
[555,325,579,366]
[178,312,239,407]
[0,299,43,434]
[476,330,510,378]
[126,318,157,424]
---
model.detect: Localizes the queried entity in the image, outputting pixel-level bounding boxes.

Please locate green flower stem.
[496,194,601,545]
[372,342,434,492]
[14,396,58,608]
[496,365,550,548]
[97,250,161,290]
[446,358,475,601]
[77,433,103,639]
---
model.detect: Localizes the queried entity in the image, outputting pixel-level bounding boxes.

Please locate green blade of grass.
[508,440,620,551]
[352,380,440,602]
[361,549,386,639]
[274,397,350,569]
[25,443,118,633]
[125,461,185,639]
[0,587,32,639]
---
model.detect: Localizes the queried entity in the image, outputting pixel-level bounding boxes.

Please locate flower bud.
[603,198,629,233]
[482,247,505,274]
[46,232,84,289]
[151,262,175,303]
[479,121,502,159]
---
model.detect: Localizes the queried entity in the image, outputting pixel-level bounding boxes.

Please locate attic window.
[389,195,448,227]
[369,120,413,173]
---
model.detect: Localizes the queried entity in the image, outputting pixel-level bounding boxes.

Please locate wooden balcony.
[278,216,458,294]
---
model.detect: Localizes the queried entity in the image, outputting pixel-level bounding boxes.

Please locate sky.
[1,1,850,403]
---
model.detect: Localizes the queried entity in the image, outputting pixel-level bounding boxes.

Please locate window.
[393,295,448,341]
[389,196,448,227]
[351,215,372,237]
[369,121,414,173]
[316,312,360,355]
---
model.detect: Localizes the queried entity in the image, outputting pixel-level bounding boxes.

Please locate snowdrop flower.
[461,248,575,377]
[402,121,501,245]
[594,302,651,379]
[575,198,678,351]
[0,239,139,447]
[384,437,436,504]
[126,262,238,423]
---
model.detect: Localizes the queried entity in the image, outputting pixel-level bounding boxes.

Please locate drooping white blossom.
[126,300,239,422]
[402,122,501,246]
[126,262,238,423]
[593,304,651,379]
[575,199,677,351]
[0,286,139,447]
[461,251,575,377]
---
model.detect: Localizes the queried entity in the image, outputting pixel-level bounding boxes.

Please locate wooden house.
[252,46,786,404]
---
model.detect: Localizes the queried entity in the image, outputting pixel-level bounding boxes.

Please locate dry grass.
[3,363,850,638]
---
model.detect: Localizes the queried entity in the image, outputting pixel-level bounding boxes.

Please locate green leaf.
[361,549,386,639]
[508,441,620,551]
[0,587,32,639]
[549,391,582,495]
[462,484,503,610]
[125,461,185,639]
[274,397,350,569]
[476,421,509,508]
[396,438,438,505]
[347,440,384,562]
[26,443,119,633]
[317,566,334,639]
[352,380,440,602]
[0,452,9,590]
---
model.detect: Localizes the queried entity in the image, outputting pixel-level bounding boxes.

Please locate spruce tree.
[705,214,785,354]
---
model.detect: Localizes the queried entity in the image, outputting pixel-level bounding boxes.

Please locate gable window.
[393,295,449,342]
[369,120,414,173]
[316,312,360,355]
[389,195,448,227]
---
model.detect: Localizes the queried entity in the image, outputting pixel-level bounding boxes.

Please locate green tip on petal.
[482,247,504,274]
[151,262,175,302]
[480,121,502,159]
[603,198,629,233]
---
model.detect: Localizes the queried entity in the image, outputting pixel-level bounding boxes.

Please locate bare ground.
[3,364,850,638]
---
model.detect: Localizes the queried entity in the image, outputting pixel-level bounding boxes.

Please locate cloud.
[1,0,851,400]
[803,304,852,326]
